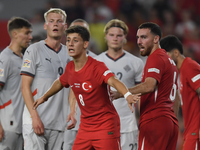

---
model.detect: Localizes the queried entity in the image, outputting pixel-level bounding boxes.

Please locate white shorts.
[23,124,64,150]
[63,129,78,150]
[121,130,138,150]
[0,130,23,150]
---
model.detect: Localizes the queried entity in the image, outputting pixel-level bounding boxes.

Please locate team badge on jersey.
[82,81,92,92]
[0,68,4,77]
[23,59,31,68]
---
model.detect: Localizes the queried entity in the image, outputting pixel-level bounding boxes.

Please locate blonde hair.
[44,8,67,23]
[104,19,129,35]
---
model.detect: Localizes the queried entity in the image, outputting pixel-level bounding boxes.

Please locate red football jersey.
[179,57,200,140]
[60,56,120,139]
[139,49,178,128]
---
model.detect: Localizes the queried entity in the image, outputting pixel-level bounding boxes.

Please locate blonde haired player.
[96,19,144,150]
[20,8,71,150]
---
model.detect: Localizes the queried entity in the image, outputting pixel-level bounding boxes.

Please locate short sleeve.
[134,58,144,83]
[0,54,11,85]
[94,62,115,84]
[144,56,164,83]
[59,64,70,88]
[20,45,37,77]
[186,61,200,91]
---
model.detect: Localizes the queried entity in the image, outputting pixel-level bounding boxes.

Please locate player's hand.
[32,115,44,135]
[126,93,141,113]
[33,97,47,110]
[0,123,4,142]
[66,112,77,130]
[110,90,123,101]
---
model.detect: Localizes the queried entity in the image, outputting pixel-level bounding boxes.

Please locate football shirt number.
[170,71,177,101]
[79,94,85,106]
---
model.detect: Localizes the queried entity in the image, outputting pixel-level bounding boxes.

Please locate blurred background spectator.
[0,0,199,149]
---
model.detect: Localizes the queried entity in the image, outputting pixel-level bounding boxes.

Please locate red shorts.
[183,138,200,150]
[138,116,178,150]
[72,136,121,150]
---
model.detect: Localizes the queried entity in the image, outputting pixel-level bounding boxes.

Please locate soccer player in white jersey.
[63,18,97,150]
[0,17,32,150]
[95,19,144,150]
[20,8,71,150]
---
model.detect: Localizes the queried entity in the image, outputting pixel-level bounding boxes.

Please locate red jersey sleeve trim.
[0,99,12,109]
[32,89,37,97]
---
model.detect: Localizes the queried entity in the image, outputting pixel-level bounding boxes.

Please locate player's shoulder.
[0,47,11,56]
[0,47,14,62]
[89,56,105,66]
[124,50,142,60]
[94,51,106,61]
[123,50,144,66]
[26,40,45,54]
[87,50,97,58]
[182,57,200,71]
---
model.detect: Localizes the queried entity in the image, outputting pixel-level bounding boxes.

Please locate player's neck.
[45,38,61,51]
[177,55,185,70]
[9,42,23,57]
[73,51,88,72]
[149,44,161,55]
[107,48,124,59]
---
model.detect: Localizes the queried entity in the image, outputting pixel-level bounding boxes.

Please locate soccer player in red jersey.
[111,22,179,150]
[33,25,141,150]
[160,35,200,150]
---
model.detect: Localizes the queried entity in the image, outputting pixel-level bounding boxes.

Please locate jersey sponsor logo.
[191,74,200,83]
[103,70,112,76]
[26,50,31,55]
[148,68,160,74]
[82,81,92,92]
[191,132,196,135]
[45,58,52,63]
[0,68,4,77]
[23,59,31,68]
[74,83,80,88]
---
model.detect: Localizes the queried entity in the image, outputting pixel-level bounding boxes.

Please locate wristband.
[124,91,131,99]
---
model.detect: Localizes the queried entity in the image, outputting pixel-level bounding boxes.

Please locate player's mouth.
[139,46,145,52]
[69,49,75,52]
[53,29,58,32]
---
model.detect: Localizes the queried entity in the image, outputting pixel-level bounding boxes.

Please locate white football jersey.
[95,50,144,132]
[21,40,71,131]
[0,47,24,133]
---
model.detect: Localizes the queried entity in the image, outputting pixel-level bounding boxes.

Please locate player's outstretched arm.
[111,77,157,100]
[33,78,64,109]
[0,121,4,142]
[107,76,141,112]
[67,88,77,129]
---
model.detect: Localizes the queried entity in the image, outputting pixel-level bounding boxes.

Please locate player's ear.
[12,30,18,39]
[154,35,160,44]
[173,49,180,57]
[44,22,47,30]
[83,41,89,49]
[64,23,67,30]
